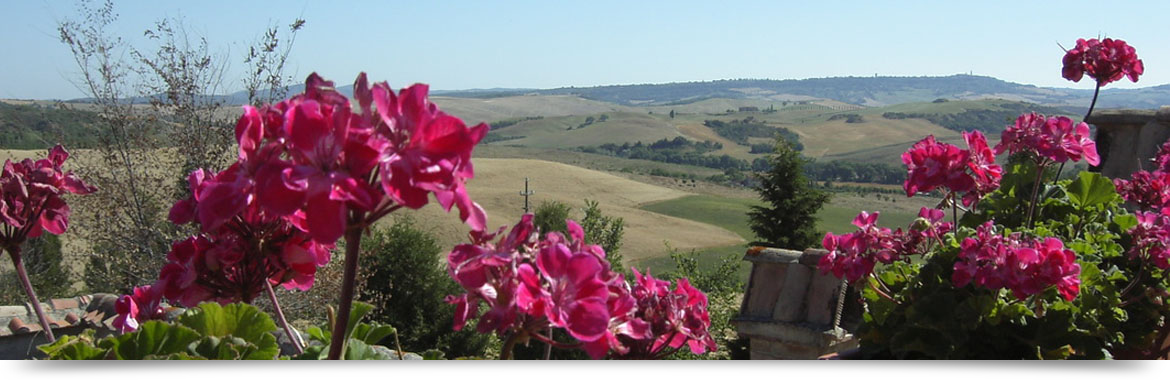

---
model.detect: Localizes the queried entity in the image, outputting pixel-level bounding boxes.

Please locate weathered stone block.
[0,306,26,318]
[805,272,844,326]
[743,262,788,319]
[772,263,811,322]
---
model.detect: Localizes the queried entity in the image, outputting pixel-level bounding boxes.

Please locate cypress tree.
[748,137,831,249]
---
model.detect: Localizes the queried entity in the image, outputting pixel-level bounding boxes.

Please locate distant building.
[739,106,760,112]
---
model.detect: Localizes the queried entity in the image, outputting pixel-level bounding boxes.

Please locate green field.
[487,112,684,148]
[633,192,940,282]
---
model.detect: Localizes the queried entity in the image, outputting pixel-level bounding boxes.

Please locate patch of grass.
[640,195,761,239]
[633,243,752,284]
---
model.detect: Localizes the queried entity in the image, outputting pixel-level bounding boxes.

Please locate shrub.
[358,217,489,358]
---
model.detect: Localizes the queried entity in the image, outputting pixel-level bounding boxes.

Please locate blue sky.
[4,0,1170,99]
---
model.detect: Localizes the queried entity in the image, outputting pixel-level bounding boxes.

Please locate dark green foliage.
[881,102,1071,133]
[748,138,831,250]
[482,133,526,144]
[749,143,773,154]
[0,102,103,149]
[358,218,489,359]
[660,247,746,360]
[295,301,405,360]
[533,200,571,235]
[702,118,803,151]
[859,166,1170,359]
[584,137,746,171]
[0,234,71,305]
[41,302,281,360]
[580,199,625,272]
[803,159,906,185]
[488,116,543,130]
[827,113,864,123]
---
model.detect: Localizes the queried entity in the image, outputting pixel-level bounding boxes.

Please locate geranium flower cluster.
[111,285,166,334]
[994,113,1100,167]
[1126,209,1170,270]
[1062,37,1144,86]
[617,268,717,359]
[115,73,490,332]
[445,215,715,359]
[901,132,1002,207]
[1115,138,1170,210]
[0,145,96,245]
[952,221,1081,301]
[818,208,953,282]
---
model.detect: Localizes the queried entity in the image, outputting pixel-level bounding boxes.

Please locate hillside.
[347,158,745,263]
[440,75,1170,110]
[0,102,102,149]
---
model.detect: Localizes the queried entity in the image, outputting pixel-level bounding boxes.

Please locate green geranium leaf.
[306,326,329,343]
[352,323,397,346]
[177,302,280,360]
[1067,172,1120,210]
[293,344,328,360]
[344,339,390,360]
[1113,214,1138,232]
[39,330,109,360]
[109,320,203,360]
[344,301,376,341]
[422,349,446,360]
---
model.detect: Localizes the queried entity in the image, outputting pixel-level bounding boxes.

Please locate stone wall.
[732,247,861,359]
[1088,106,1170,180]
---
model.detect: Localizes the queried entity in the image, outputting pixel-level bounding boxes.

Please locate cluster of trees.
[0,103,103,149]
[802,160,905,185]
[481,133,525,144]
[702,117,803,151]
[882,102,1070,133]
[827,113,865,123]
[488,116,543,130]
[581,137,749,171]
[571,114,608,130]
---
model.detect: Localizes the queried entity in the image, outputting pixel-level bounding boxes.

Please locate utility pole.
[519,177,535,213]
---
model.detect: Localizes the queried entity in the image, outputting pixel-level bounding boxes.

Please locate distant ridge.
[62,74,1170,110]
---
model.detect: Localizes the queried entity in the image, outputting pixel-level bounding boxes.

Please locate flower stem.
[265,280,303,356]
[500,332,520,360]
[1085,84,1102,122]
[1026,162,1047,228]
[543,326,553,359]
[530,330,582,350]
[7,246,55,342]
[868,279,899,305]
[327,224,365,360]
[950,192,958,226]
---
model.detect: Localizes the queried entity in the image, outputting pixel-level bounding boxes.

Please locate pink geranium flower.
[901,136,974,198]
[371,82,488,232]
[952,222,1081,301]
[0,145,96,241]
[819,208,952,284]
[995,113,1099,166]
[111,285,166,334]
[446,215,712,359]
[1063,37,1144,86]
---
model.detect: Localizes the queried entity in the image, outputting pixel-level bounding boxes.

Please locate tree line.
[702,117,803,151]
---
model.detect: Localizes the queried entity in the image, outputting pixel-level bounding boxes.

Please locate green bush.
[533,200,571,235]
[1,234,70,305]
[358,217,489,359]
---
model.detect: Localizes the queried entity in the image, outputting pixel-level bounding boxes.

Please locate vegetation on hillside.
[0,103,102,149]
[882,102,1072,133]
[702,117,803,150]
[581,137,750,171]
